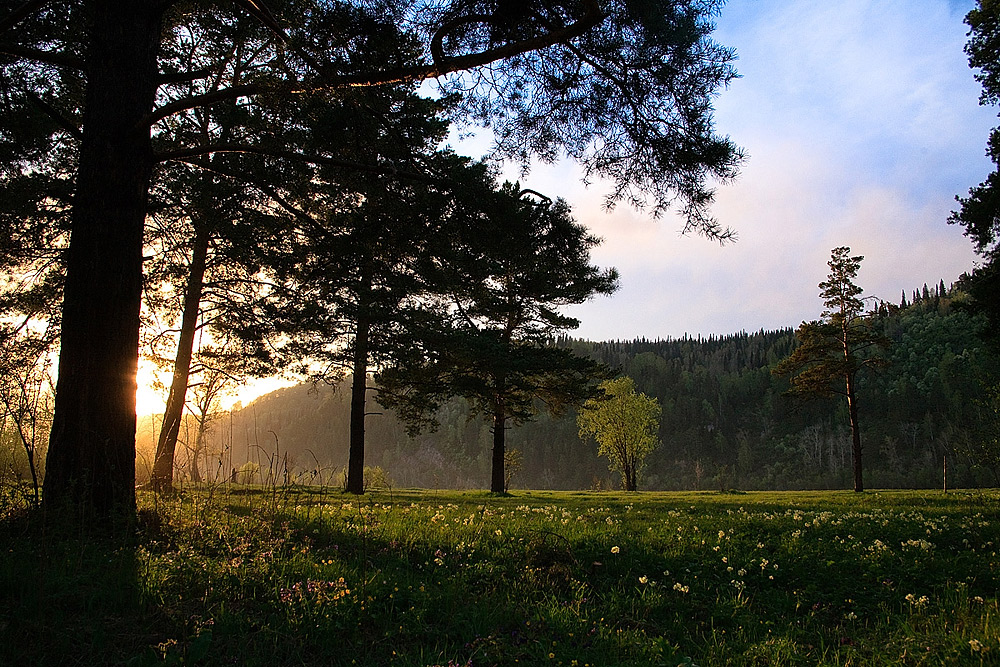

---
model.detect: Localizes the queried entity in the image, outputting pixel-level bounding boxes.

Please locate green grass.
[2,487,999,666]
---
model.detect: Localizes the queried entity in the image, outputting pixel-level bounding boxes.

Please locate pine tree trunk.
[491,402,506,494]
[346,314,371,495]
[43,3,161,518]
[151,224,211,493]
[846,372,863,492]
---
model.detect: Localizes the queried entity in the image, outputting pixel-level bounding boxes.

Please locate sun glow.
[134,360,294,417]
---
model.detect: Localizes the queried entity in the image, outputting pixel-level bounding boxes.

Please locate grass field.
[1,487,998,666]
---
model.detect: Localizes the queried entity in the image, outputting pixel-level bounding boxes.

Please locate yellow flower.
[611,546,620,554]
[639,576,648,584]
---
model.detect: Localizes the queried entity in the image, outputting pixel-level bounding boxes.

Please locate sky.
[511,0,996,341]
[136,0,997,414]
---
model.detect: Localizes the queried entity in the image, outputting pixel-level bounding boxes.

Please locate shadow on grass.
[0,508,161,665]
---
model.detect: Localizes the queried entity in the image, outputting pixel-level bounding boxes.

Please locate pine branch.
[157,143,443,184]
[0,42,83,69]
[0,0,50,34]
[141,0,602,128]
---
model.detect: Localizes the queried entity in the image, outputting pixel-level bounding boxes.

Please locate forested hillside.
[135,284,999,491]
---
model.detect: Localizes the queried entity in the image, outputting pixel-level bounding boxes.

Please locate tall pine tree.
[773,247,888,492]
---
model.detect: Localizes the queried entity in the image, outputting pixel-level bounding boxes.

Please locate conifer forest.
[121,282,999,494]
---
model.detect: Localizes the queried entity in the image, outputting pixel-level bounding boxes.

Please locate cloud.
[557,0,993,341]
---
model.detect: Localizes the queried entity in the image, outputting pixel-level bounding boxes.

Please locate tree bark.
[43,2,161,519]
[345,313,371,495]
[151,224,211,493]
[490,401,506,494]
[845,371,863,492]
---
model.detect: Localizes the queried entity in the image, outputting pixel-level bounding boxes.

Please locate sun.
[133,359,294,417]
[135,360,166,417]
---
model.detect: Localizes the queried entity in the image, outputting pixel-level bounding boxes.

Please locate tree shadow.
[0,508,168,665]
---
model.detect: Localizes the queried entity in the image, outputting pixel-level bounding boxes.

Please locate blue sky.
[519,0,996,341]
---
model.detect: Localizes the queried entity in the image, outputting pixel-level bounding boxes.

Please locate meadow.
[1,487,998,666]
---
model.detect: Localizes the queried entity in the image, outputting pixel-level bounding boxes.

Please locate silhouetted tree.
[952,0,1000,350]
[378,183,617,493]
[274,155,475,495]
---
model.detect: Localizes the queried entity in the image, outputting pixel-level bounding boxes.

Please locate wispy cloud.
[555,0,995,340]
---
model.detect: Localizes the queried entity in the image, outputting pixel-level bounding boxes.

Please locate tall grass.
[2,488,998,665]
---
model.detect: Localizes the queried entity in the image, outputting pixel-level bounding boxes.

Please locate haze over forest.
[134,282,998,493]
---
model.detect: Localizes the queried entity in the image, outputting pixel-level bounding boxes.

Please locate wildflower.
[495,529,502,537]
[548,652,556,659]
[973,596,985,605]
[673,582,689,594]
[970,639,984,652]
[639,576,648,584]
[611,546,620,554]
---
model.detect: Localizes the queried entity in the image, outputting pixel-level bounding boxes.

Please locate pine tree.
[773,247,889,492]
[377,182,617,493]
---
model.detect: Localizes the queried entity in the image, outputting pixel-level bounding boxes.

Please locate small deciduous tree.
[0,330,54,506]
[772,247,888,492]
[503,448,523,493]
[577,376,661,492]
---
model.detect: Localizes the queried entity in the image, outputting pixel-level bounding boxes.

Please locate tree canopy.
[377,181,618,493]
[952,0,1000,349]
[0,0,743,518]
